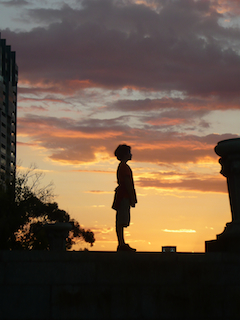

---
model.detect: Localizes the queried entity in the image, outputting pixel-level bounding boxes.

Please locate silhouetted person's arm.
[124,176,137,207]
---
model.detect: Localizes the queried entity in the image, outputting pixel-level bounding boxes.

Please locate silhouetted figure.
[112,144,137,252]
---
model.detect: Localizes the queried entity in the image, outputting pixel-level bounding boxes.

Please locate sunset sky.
[1,0,240,252]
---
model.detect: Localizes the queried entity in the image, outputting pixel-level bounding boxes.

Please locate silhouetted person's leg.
[115,199,136,252]
[116,224,125,246]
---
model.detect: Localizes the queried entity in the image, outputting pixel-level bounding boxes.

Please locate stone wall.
[1,251,240,319]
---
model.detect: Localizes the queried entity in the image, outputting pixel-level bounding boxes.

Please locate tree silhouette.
[0,166,95,250]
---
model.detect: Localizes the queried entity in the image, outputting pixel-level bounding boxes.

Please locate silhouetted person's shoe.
[117,244,136,252]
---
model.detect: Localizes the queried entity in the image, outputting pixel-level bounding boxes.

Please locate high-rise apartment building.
[0,34,18,187]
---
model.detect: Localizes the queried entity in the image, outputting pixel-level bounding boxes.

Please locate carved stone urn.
[206,138,240,252]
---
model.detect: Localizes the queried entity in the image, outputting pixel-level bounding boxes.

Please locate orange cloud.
[72,169,114,174]
[162,229,196,233]
[17,114,238,165]
[137,174,227,194]
[146,118,185,126]
[85,190,113,194]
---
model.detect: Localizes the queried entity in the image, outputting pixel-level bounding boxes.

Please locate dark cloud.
[110,98,204,112]
[141,108,210,128]
[110,96,240,112]
[107,96,240,128]
[2,0,240,98]
[0,0,29,6]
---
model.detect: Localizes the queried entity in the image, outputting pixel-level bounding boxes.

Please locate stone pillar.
[205,138,240,252]
[44,222,72,251]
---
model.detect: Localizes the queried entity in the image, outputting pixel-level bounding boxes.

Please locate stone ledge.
[0,250,239,262]
[1,251,240,319]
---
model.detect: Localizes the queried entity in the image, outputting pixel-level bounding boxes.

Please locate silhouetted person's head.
[114,144,132,162]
